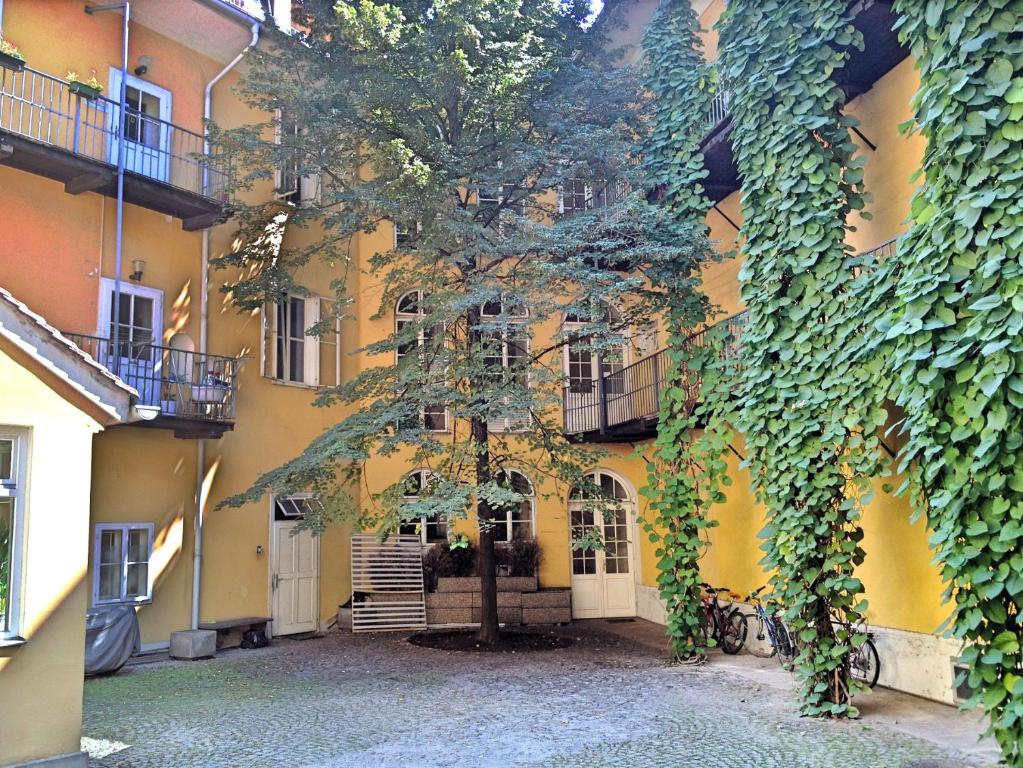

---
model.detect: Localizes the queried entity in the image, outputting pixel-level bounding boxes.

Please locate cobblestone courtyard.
[83,622,994,768]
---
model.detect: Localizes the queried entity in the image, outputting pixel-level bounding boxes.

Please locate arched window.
[398,469,447,544]
[395,291,447,431]
[491,469,535,543]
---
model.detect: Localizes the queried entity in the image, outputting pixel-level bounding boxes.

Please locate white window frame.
[262,293,340,388]
[481,298,530,433]
[399,469,448,545]
[275,110,321,206]
[92,522,155,606]
[395,290,448,432]
[0,428,29,642]
[492,469,535,543]
[96,278,164,345]
[394,219,422,249]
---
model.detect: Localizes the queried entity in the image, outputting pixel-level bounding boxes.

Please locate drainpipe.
[0,0,5,36]
[191,21,260,632]
[85,3,130,374]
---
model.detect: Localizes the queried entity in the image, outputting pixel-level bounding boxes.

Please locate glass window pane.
[288,297,305,340]
[100,529,123,566]
[126,563,148,598]
[99,563,121,601]
[0,499,12,632]
[0,439,12,482]
[425,518,447,543]
[128,528,149,563]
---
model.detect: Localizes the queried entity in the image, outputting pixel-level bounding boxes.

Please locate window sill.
[0,636,27,649]
[93,598,152,608]
[264,377,322,391]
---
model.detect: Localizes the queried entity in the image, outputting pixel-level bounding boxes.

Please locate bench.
[198,616,271,650]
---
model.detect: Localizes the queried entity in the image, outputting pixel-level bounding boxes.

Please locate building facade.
[0,0,962,763]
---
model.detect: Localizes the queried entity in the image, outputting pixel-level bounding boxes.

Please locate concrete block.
[426,591,473,609]
[498,576,537,593]
[471,590,522,608]
[169,629,216,660]
[522,589,571,609]
[522,606,572,625]
[426,607,473,625]
[472,606,522,625]
[436,577,479,593]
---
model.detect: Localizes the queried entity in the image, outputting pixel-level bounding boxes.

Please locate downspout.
[191,21,260,631]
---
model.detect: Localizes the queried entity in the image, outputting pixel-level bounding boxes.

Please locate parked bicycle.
[699,583,747,655]
[742,586,796,667]
[833,615,881,689]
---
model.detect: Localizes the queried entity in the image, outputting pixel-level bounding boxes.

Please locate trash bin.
[84,605,141,677]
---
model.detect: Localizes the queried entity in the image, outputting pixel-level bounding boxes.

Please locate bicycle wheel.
[775,620,797,669]
[745,613,777,658]
[850,638,880,689]
[720,609,747,655]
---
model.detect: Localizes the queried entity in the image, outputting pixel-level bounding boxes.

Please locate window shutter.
[303,296,321,385]
[261,302,276,379]
[318,297,340,387]
[300,172,321,204]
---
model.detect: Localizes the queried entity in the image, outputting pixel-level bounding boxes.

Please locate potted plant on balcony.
[190,370,230,406]
[67,70,103,100]
[0,39,26,72]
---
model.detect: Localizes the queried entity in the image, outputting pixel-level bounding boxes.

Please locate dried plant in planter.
[497,536,542,578]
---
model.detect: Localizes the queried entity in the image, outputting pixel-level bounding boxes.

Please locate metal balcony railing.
[563,311,747,437]
[703,87,732,136]
[64,333,239,423]
[0,66,229,200]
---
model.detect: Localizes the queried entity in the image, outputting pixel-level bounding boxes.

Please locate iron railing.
[0,66,229,200]
[64,333,239,423]
[703,87,732,136]
[563,311,748,436]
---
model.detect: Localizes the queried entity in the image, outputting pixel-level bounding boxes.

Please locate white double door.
[569,472,637,619]
[107,69,172,182]
[270,519,319,636]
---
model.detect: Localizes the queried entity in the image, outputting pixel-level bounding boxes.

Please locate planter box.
[425,607,473,625]
[435,575,538,593]
[191,383,229,404]
[69,81,102,100]
[426,591,472,609]
[471,590,521,608]
[0,51,25,72]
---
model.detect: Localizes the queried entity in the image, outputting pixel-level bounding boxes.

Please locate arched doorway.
[568,470,637,619]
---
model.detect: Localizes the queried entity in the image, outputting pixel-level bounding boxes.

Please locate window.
[93,523,154,605]
[97,278,163,363]
[558,178,630,216]
[274,495,321,521]
[395,290,447,431]
[399,470,447,544]
[0,429,28,640]
[481,298,530,432]
[477,184,524,232]
[569,471,632,576]
[394,219,421,248]
[491,470,534,543]
[276,112,320,205]
[562,303,628,398]
[263,293,340,387]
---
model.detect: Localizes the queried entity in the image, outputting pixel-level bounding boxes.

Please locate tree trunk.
[466,294,500,645]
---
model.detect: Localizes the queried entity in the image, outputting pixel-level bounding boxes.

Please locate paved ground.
[82,621,998,768]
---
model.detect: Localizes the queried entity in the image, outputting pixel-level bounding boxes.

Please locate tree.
[214,0,714,644]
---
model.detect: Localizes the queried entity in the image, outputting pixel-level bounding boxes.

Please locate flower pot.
[190,384,228,405]
[0,51,25,72]
[68,81,101,100]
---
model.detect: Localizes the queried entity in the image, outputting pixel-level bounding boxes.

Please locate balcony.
[0,66,229,230]
[64,333,240,439]
[563,312,747,442]
[698,0,909,203]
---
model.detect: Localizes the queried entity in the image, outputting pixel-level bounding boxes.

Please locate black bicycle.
[839,619,881,689]
[699,583,747,655]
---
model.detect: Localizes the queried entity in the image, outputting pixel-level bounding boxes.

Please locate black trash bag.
[241,628,269,649]
[85,605,140,677]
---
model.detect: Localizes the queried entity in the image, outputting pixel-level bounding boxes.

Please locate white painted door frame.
[107,68,172,182]
[268,496,320,637]
[569,470,639,619]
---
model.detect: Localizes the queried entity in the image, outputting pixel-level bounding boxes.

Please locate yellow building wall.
[664,0,950,637]
[0,350,100,767]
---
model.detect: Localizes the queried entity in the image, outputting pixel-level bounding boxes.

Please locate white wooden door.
[569,471,637,619]
[271,518,319,636]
